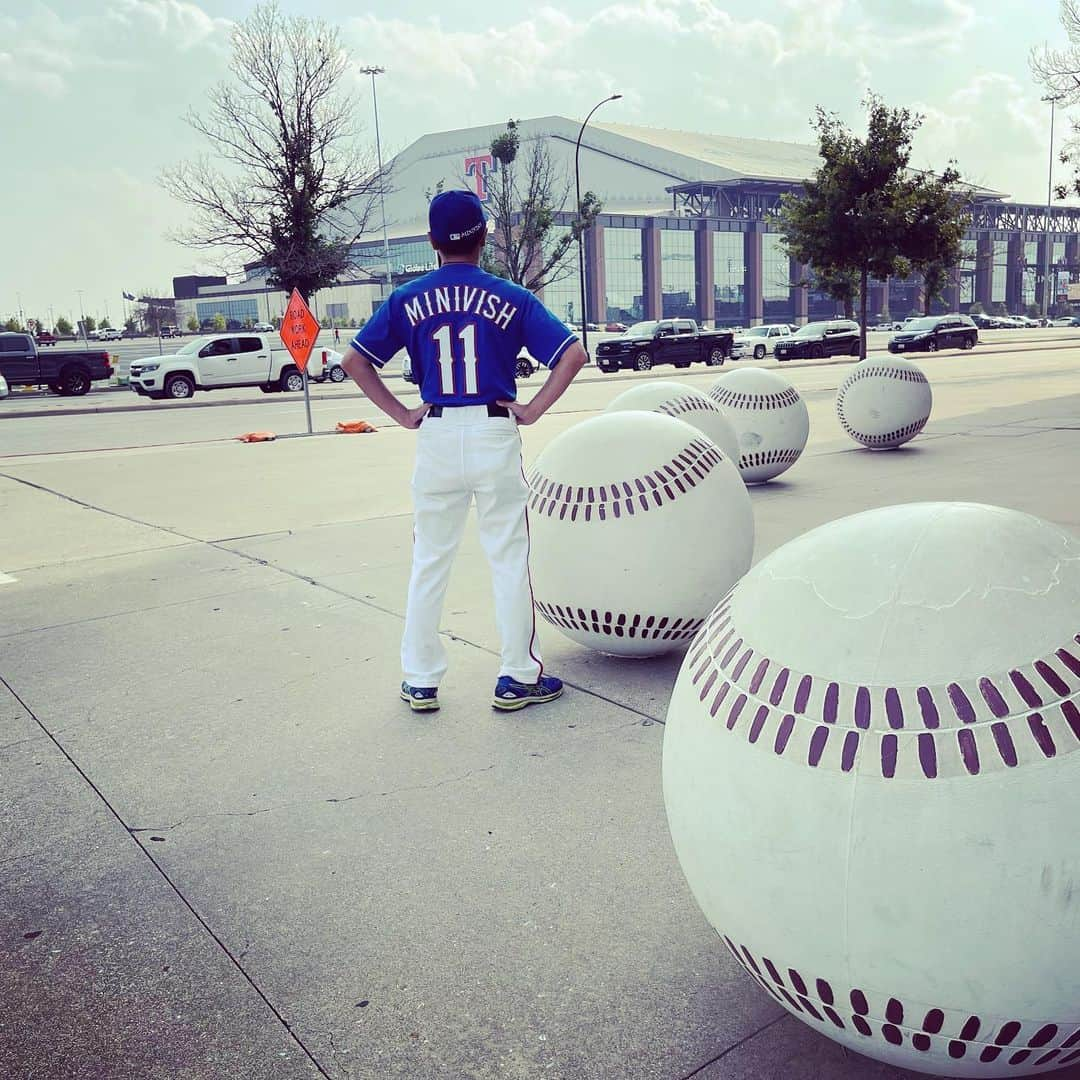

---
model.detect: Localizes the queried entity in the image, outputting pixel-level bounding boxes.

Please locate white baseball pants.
[402,405,544,689]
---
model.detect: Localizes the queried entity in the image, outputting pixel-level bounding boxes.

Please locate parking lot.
[2,341,1079,1079]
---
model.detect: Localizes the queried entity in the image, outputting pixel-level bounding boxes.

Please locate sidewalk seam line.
[679,1012,789,1079]
[0,672,334,1080]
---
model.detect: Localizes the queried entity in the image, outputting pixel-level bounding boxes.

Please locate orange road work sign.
[280,289,321,372]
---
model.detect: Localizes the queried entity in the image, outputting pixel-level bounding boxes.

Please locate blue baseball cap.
[429,189,487,246]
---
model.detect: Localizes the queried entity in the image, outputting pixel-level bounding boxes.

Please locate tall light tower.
[574,94,621,357]
[1041,93,1064,320]
[360,65,393,300]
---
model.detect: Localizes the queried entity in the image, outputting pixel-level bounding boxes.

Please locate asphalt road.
[38,324,1080,372]
[2,337,1077,460]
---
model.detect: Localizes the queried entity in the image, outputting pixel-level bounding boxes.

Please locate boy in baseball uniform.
[341,190,588,713]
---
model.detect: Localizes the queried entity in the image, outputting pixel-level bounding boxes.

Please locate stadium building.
[178,116,1080,329]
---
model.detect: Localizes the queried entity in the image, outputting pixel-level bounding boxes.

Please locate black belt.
[427,404,509,418]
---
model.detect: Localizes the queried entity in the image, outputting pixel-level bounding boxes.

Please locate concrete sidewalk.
[1,389,1078,1079]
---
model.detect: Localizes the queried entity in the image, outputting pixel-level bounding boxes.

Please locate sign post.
[279,288,321,434]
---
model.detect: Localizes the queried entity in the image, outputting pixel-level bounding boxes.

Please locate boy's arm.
[341,347,430,430]
[497,341,588,426]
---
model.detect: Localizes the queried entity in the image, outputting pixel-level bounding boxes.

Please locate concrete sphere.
[525,412,754,657]
[663,503,1080,1076]
[604,382,741,465]
[708,368,809,483]
[837,356,933,449]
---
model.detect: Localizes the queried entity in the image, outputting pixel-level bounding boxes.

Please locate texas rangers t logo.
[464,153,495,201]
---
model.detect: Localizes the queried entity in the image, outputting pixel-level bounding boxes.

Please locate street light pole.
[1042,93,1062,321]
[360,65,393,301]
[575,93,621,357]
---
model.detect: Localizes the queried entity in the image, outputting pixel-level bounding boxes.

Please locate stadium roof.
[595,122,822,185]
[593,120,1007,200]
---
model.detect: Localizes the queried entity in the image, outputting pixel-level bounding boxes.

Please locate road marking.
[0,571,16,585]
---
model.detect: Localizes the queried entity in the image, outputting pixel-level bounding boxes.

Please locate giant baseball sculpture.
[708,368,809,483]
[663,502,1080,1076]
[836,356,933,448]
[526,412,753,657]
[604,382,741,464]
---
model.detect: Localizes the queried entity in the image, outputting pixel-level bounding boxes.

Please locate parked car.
[35,331,57,346]
[888,315,977,354]
[1013,315,1040,328]
[401,351,534,385]
[730,323,792,360]
[160,326,183,338]
[308,349,349,384]
[1049,315,1080,327]
[969,313,997,330]
[595,318,733,372]
[129,333,305,400]
[252,321,274,332]
[773,319,860,361]
[0,332,114,395]
[604,321,627,333]
[98,327,123,341]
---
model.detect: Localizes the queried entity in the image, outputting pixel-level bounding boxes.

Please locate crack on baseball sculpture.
[662,503,1080,1076]
[708,368,809,483]
[603,381,741,464]
[526,412,754,657]
[836,356,933,449]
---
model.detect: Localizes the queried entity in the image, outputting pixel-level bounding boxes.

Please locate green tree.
[804,266,860,319]
[968,300,984,315]
[775,95,968,358]
[186,315,200,332]
[162,2,382,302]
[100,317,112,330]
[918,261,951,316]
[483,119,602,292]
[3,317,22,332]
[83,315,97,333]
[55,315,73,336]
[211,313,227,332]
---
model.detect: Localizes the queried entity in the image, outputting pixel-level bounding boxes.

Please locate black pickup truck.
[0,332,114,396]
[595,318,733,373]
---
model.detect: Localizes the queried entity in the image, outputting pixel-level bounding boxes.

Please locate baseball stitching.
[722,936,1080,1069]
[682,596,1080,779]
[654,395,719,420]
[740,448,802,470]
[536,602,703,642]
[708,386,802,410]
[526,437,724,522]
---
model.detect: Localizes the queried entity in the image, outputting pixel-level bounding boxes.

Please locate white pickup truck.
[129,333,307,400]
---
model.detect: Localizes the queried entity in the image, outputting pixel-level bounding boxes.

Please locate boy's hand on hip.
[399,403,431,430]
[498,399,537,425]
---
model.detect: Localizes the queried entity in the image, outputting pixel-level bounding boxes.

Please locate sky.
[0,0,1073,326]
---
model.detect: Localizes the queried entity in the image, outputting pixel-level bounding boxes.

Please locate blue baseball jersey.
[351,263,577,406]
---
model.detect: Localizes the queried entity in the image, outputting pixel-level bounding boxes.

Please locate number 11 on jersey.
[432,323,479,396]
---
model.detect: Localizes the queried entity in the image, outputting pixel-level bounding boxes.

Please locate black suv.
[773,320,860,361]
[888,315,977,354]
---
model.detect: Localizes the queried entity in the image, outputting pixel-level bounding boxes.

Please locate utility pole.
[1041,93,1063,321]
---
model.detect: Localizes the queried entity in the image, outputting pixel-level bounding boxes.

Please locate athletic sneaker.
[400,682,439,712]
[492,674,564,712]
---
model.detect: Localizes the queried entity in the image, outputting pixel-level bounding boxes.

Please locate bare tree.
[1032,4,1080,197]
[482,120,601,292]
[162,2,382,300]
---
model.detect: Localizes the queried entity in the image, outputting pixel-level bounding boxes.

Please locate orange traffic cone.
[236,431,277,442]
[336,420,377,434]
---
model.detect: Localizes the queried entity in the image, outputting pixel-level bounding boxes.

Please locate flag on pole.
[122,291,136,301]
